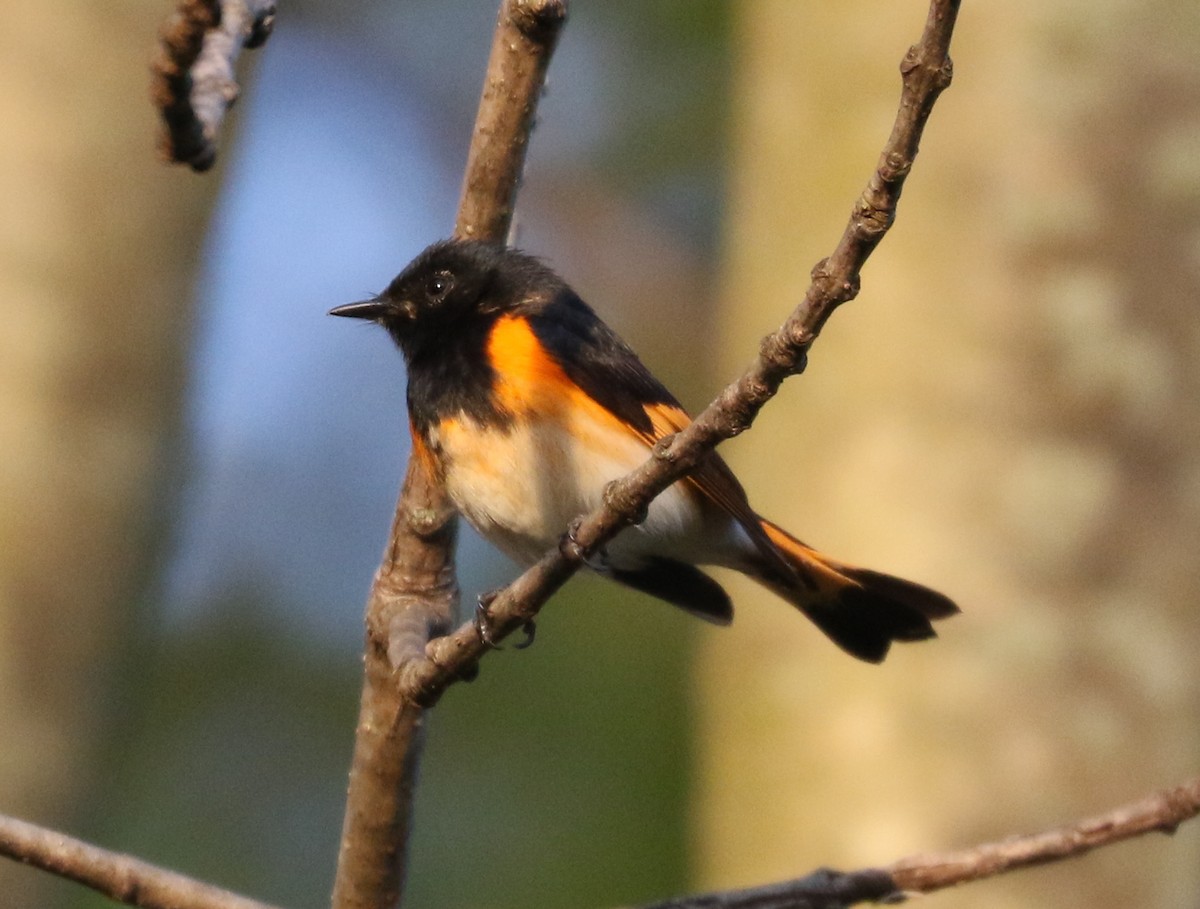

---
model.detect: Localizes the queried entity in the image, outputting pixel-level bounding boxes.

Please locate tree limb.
[330,4,567,909]
[412,0,960,703]
[151,0,277,171]
[0,812,284,909]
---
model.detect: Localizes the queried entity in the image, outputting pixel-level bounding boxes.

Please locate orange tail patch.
[756,519,959,663]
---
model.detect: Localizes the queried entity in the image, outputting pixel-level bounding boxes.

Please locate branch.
[331,4,567,909]
[151,0,277,171]
[0,812,284,909]
[410,0,961,703]
[888,774,1200,894]
[454,0,570,242]
[631,775,1200,909]
[635,869,895,909]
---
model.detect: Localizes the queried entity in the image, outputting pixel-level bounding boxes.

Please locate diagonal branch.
[410,0,961,704]
[0,812,283,909]
[887,773,1200,894]
[633,774,1200,909]
[151,0,278,171]
[331,4,568,909]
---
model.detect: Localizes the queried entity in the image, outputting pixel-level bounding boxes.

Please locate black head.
[329,239,564,356]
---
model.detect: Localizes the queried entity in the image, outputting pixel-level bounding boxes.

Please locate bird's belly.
[432,413,710,567]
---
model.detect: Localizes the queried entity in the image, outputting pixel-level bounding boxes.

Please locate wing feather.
[523,289,790,575]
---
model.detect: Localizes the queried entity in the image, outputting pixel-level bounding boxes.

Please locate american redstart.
[331,239,957,662]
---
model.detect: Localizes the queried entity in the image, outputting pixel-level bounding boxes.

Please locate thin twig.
[633,868,896,909]
[888,774,1200,894]
[330,4,568,909]
[629,775,1200,909]
[0,813,283,909]
[151,0,277,171]
[413,0,961,703]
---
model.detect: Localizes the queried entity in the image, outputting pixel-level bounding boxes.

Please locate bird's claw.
[561,518,606,571]
[473,590,537,651]
[474,590,502,649]
[513,619,537,650]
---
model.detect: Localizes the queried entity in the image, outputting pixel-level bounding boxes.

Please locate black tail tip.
[819,571,959,664]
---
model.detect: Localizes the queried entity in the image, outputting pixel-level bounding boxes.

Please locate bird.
[330,239,957,662]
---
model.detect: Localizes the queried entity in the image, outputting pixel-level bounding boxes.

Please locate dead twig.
[0,812,283,909]
[634,775,1200,908]
[888,774,1200,894]
[151,0,277,171]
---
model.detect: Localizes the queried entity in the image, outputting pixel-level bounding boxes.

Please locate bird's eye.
[425,272,453,300]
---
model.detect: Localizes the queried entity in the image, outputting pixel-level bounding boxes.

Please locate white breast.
[433,413,716,568]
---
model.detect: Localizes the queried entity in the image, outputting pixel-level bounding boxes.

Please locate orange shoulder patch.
[486,314,581,416]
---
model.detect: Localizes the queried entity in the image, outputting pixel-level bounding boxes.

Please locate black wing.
[521,289,797,582]
[524,288,680,436]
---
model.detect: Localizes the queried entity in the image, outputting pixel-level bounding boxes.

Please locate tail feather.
[756,519,958,663]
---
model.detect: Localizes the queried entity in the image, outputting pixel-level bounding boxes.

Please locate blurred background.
[2,2,1199,908]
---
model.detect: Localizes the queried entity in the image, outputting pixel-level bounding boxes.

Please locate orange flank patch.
[484,314,628,432]
[487,315,700,453]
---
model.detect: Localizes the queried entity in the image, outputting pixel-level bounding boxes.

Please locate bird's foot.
[474,589,502,648]
[561,518,606,571]
[473,589,537,650]
[513,619,537,650]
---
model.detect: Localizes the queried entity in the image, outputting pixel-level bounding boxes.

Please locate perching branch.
[331,4,567,909]
[151,0,277,171]
[0,812,283,909]
[633,775,1200,909]
[409,0,960,703]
